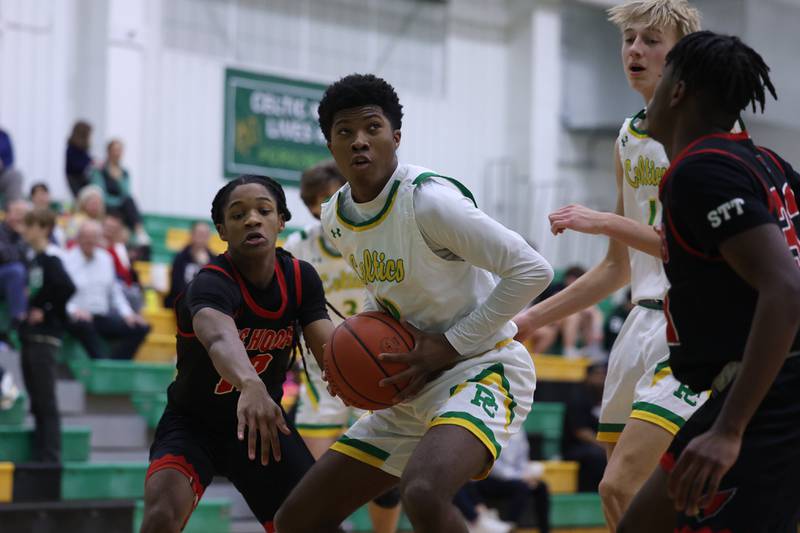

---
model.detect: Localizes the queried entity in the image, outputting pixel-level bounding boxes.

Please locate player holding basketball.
[618,31,800,533]
[513,1,705,528]
[140,176,333,533]
[275,74,553,533]
[284,160,402,533]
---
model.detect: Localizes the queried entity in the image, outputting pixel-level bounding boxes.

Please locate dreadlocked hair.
[666,31,777,117]
[211,175,292,226]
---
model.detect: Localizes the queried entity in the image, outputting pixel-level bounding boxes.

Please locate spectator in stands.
[528,265,605,359]
[30,183,66,247]
[163,221,212,308]
[64,184,106,243]
[103,212,144,312]
[0,127,23,206]
[64,220,150,360]
[603,289,633,354]
[476,430,551,533]
[66,121,94,198]
[562,363,607,492]
[20,208,75,462]
[454,484,513,533]
[91,139,150,246]
[0,200,32,339]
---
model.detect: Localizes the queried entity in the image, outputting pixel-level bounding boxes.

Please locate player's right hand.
[236,379,291,465]
[549,204,607,236]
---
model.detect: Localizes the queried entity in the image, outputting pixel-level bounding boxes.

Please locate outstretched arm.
[549,140,662,258]
[515,142,631,341]
[193,307,290,464]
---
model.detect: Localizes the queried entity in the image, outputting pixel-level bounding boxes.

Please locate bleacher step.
[62,413,148,448]
[0,498,135,533]
[62,462,147,500]
[0,426,90,462]
[56,379,86,414]
[89,448,149,463]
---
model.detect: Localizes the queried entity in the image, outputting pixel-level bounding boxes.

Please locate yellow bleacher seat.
[0,462,13,503]
[542,460,579,494]
[530,353,590,382]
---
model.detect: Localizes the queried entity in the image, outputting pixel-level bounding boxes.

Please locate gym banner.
[224,68,329,183]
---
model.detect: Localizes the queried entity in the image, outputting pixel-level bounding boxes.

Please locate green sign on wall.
[223,69,330,184]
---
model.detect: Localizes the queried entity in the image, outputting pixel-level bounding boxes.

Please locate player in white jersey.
[275,74,553,533]
[513,1,703,529]
[283,160,401,533]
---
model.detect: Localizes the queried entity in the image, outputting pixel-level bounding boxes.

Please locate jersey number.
[769,184,800,267]
[343,299,358,316]
[214,353,273,395]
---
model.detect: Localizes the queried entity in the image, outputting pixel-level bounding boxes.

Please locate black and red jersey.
[660,131,800,392]
[167,249,328,427]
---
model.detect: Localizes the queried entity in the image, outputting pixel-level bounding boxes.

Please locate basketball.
[323,311,415,411]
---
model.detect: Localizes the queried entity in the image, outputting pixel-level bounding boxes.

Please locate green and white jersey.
[283,222,365,324]
[320,164,518,357]
[618,109,670,303]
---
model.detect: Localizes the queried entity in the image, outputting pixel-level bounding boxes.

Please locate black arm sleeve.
[186,269,241,318]
[671,155,775,250]
[297,260,329,327]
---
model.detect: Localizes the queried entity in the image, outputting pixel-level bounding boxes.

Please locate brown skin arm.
[668,223,800,515]
[301,318,335,370]
[192,307,290,465]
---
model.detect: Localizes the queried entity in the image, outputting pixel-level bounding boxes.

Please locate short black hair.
[317,74,403,142]
[211,175,291,226]
[30,182,49,197]
[300,160,346,206]
[666,31,776,117]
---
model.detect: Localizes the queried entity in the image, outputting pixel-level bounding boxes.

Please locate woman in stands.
[139,175,333,533]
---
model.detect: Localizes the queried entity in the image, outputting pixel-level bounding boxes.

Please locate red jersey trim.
[263,521,276,532]
[292,258,302,308]
[202,264,235,281]
[224,253,288,319]
[662,144,771,261]
[660,451,676,473]
[146,453,205,528]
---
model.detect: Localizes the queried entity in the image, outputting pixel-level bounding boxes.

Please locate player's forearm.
[207,335,263,390]
[445,250,554,354]
[302,318,334,369]
[520,241,630,330]
[601,212,662,258]
[713,285,800,437]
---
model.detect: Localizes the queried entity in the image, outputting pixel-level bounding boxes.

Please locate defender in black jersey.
[618,33,800,533]
[139,176,333,533]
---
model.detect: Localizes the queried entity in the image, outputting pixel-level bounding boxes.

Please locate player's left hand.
[378,322,460,403]
[549,204,607,236]
[667,427,741,516]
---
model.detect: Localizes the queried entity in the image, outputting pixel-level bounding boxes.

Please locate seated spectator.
[0,200,31,336]
[30,183,66,247]
[64,220,150,360]
[0,127,23,206]
[163,221,211,308]
[603,289,633,354]
[20,208,75,462]
[454,484,512,533]
[64,184,106,243]
[103,213,143,312]
[561,363,608,492]
[90,139,149,245]
[528,265,605,359]
[66,121,94,198]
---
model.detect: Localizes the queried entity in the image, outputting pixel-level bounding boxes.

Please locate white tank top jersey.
[282,222,365,325]
[320,164,516,357]
[617,109,670,303]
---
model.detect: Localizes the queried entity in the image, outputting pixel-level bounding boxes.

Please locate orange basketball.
[323,311,415,410]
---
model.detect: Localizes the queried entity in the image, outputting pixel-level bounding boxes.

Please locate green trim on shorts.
[434,411,502,457]
[631,401,686,428]
[653,359,670,375]
[456,363,518,427]
[597,422,626,433]
[296,423,345,430]
[337,436,390,461]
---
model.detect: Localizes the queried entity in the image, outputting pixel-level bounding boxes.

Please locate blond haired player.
[283,160,401,533]
[514,1,705,529]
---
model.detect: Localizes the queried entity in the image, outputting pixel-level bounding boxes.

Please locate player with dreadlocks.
[618,31,800,533]
[140,175,334,533]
